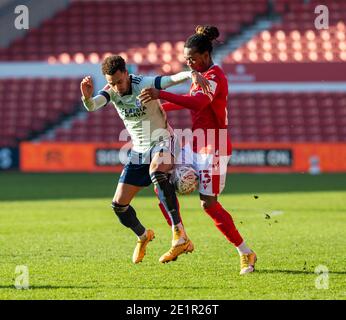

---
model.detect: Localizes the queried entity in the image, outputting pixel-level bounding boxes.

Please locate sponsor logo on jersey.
[120,100,147,119]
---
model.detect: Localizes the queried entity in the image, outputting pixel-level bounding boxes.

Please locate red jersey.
[159,65,232,155]
[189,65,229,131]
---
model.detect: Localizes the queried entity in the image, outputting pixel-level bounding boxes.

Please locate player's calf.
[150,171,181,226]
[150,171,190,246]
[112,202,154,263]
[111,202,146,238]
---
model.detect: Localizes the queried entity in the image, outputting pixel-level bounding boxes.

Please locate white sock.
[138,229,147,241]
[236,241,252,255]
[172,222,184,233]
[172,223,186,245]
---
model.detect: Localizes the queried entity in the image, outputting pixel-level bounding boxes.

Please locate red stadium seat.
[222,92,346,143]
[1,0,267,67]
[0,78,81,147]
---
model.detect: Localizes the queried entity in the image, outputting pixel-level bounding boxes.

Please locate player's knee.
[149,162,160,174]
[111,201,129,214]
[149,153,173,174]
[111,202,138,228]
[200,199,216,210]
[200,200,209,210]
[149,162,173,175]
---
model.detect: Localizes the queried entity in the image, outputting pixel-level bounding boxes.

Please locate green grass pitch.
[0,173,345,300]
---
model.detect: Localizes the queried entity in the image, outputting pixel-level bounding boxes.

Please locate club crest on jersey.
[199,169,211,190]
[135,98,142,108]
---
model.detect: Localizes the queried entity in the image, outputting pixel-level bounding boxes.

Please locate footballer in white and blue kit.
[81,55,194,264]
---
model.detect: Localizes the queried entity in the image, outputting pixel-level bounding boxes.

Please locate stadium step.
[214,16,280,66]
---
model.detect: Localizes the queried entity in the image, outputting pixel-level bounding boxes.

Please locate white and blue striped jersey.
[82,72,191,153]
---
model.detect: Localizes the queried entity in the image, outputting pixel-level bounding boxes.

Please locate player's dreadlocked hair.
[102,55,126,75]
[184,25,220,54]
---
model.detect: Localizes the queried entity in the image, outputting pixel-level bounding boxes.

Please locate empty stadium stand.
[229,92,346,142]
[1,0,345,148]
[42,106,192,143]
[0,0,269,72]
[40,92,346,143]
[223,0,346,63]
[0,78,81,147]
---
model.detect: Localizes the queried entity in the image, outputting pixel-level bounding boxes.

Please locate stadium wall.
[19,142,346,173]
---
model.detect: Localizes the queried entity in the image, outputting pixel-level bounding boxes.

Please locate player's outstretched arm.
[80,76,108,112]
[158,71,191,89]
[159,71,211,94]
[139,89,183,111]
[139,88,210,111]
[162,102,185,112]
[159,90,211,110]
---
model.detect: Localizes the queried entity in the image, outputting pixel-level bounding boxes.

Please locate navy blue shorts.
[118,149,154,187]
[119,162,152,187]
[118,136,178,187]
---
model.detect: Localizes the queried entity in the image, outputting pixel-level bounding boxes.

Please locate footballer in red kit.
[140,25,257,275]
[159,64,232,195]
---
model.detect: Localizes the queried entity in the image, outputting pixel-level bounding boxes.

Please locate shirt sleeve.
[156,71,192,89]
[159,70,221,111]
[140,72,192,90]
[190,72,219,102]
[81,84,111,111]
[81,95,108,111]
[161,102,185,112]
[138,76,156,89]
[158,91,211,111]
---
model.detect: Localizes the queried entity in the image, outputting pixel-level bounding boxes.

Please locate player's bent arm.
[159,90,211,111]
[81,94,108,112]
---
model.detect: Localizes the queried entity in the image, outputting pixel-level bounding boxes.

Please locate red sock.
[204,202,243,247]
[158,202,172,226]
[154,187,183,227]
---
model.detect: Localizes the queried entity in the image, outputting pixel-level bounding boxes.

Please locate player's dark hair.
[102,55,126,75]
[184,25,220,54]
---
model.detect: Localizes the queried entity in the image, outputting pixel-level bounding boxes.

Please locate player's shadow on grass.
[257,269,346,275]
[119,285,215,290]
[0,285,94,290]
